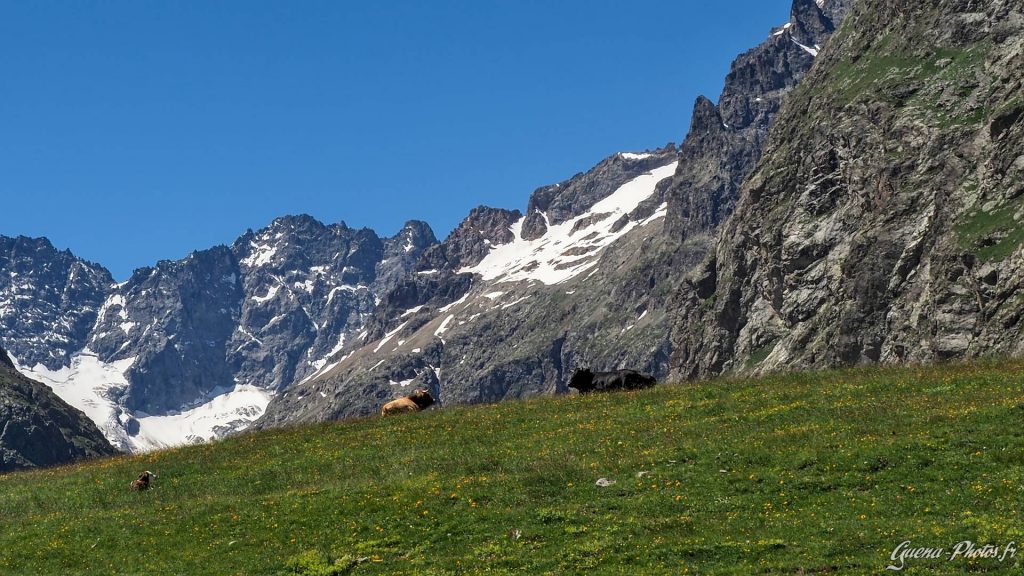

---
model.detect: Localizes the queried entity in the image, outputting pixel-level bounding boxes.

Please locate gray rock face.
[230,216,383,395]
[817,0,851,27]
[0,347,116,472]
[0,236,113,370]
[669,0,1024,379]
[377,220,439,292]
[90,246,245,414]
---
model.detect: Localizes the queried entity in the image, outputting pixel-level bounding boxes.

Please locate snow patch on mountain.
[96,294,127,322]
[131,385,272,451]
[773,22,794,36]
[373,321,408,353]
[10,349,271,453]
[401,305,425,317]
[241,241,278,267]
[326,284,363,305]
[460,161,678,285]
[252,284,280,303]
[10,350,136,451]
[304,333,350,384]
[435,315,455,337]
[791,37,819,56]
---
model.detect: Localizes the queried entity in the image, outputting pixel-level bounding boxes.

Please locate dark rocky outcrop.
[0,346,116,473]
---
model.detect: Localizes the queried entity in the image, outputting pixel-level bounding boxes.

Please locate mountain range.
[4,0,1021,462]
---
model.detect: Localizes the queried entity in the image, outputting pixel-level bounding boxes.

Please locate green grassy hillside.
[1,361,1022,575]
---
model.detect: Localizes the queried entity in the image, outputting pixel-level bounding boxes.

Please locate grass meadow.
[1,360,1022,574]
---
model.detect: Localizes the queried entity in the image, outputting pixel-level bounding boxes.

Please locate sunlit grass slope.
[1,361,1022,575]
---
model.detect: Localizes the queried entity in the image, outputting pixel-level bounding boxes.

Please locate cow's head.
[409,389,435,409]
[139,471,156,481]
[569,369,595,393]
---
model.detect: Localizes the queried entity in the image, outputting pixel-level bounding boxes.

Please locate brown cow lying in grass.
[130,471,156,491]
[381,389,435,416]
[569,368,656,394]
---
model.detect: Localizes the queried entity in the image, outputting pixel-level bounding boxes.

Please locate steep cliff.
[670,0,1024,378]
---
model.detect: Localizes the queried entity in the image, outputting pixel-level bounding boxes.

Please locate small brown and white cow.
[129,471,156,491]
[381,389,435,416]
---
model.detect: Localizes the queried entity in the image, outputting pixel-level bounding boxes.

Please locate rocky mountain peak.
[0,235,114,370]
[688,96,725,136]
[791,0,837,42]
[385,220,438,257]
[375,220,440,300]
[816,0,851,28]
[273,213,330,229]
[415,206,523,272]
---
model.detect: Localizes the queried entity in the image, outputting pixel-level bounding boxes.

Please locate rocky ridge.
[669,0,1024,378]
[0,236,112,370]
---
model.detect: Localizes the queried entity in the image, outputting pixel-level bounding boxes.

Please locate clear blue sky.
[1,1,791,280]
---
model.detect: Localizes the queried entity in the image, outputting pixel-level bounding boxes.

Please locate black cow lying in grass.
[569,369,656,394]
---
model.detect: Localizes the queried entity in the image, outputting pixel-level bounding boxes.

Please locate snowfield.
[11,350,272,453]
[130,384,272,451]
[460,161,678,285]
